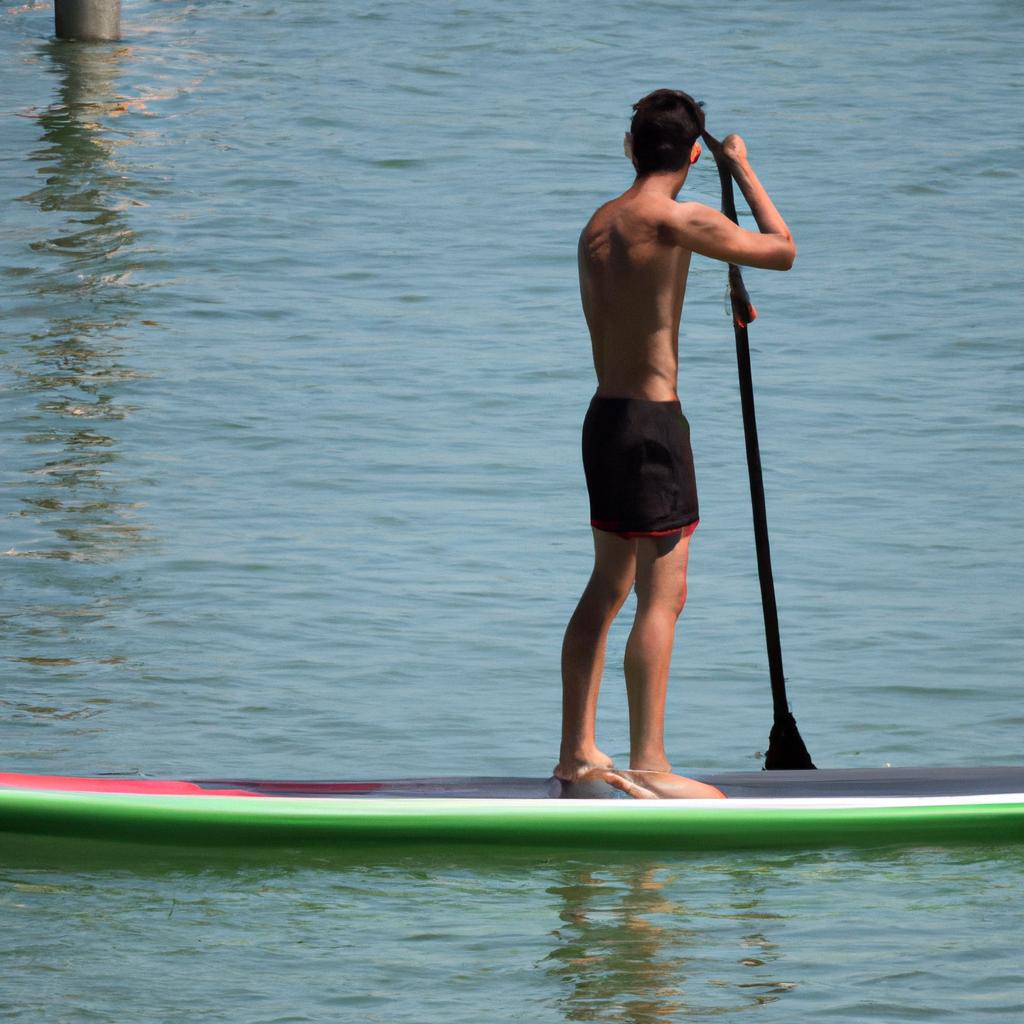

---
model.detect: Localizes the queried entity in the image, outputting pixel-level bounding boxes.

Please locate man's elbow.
[773,240,796,271]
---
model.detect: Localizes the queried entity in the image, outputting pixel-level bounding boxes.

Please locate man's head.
[625,89,705,177]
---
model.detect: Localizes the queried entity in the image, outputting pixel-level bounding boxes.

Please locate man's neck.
[630,170,688,200]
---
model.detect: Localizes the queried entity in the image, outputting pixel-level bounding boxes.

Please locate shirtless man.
[554,89,795,800]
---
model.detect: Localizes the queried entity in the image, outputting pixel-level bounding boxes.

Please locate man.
[555,89,795,800]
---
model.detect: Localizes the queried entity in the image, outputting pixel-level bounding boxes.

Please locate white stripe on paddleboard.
[27,792,1024,810]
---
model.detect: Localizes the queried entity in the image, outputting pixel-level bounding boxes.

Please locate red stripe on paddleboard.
[214,781,385,794]
[0,772,267,798]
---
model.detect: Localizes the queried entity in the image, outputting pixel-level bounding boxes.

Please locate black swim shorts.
[582,395,699,538]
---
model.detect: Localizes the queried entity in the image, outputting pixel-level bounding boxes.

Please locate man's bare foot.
[554,748,614,783]
[603,770,726,800]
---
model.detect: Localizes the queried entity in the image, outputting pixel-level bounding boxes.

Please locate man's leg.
[623,531,691,772]
[556,528,637,781]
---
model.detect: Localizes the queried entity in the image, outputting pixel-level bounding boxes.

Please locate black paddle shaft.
[705,134,815,770]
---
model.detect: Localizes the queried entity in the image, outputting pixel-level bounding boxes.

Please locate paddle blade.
[764,711,816,770]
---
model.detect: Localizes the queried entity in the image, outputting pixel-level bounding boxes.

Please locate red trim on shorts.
[591,519,699,540]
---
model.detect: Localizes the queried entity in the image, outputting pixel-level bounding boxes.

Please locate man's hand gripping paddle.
[702,130,816,770]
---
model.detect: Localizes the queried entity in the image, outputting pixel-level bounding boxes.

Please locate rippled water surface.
[2,0,1023,1020]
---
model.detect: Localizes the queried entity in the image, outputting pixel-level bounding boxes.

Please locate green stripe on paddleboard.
[3,789,1024,849]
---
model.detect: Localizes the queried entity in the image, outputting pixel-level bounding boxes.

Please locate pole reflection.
[8,39,158,566]
[544,859,796,1022]
[2,37,182,728]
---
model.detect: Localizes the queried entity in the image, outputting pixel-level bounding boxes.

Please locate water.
[2,0,1023,1019]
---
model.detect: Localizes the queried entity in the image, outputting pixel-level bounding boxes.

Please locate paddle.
[702,131,815,770]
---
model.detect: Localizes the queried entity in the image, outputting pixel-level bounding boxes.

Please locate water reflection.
[7,40,157,564]
[545,860,795,1021]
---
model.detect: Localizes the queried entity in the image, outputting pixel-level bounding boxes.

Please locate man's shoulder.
[627,194,716,228]
[579,196,624,248]
[654,200,720,246]
[585,194,625,224]
[585,192,682,228]
[581,194,716,247]
[665,199,715,223]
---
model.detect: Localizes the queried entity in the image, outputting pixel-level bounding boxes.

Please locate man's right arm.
[665,136,796,271]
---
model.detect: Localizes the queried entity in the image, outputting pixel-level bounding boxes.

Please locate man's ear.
[623,132,634,163]
[690,141,702,165]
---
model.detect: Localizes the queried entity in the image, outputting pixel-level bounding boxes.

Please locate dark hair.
[629,89,706,176]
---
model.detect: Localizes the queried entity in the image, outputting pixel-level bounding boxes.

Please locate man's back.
[578,188,693,403]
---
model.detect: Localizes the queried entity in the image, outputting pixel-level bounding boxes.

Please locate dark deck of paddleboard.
[192,766,1024,800]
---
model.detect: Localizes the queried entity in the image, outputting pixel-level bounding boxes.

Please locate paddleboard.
[2,767,1024,850]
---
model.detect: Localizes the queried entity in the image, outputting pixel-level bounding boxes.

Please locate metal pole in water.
[54,0,121,41]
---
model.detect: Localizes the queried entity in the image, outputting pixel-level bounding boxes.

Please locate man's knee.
[597,569,635,610]
[674,579,688,616]
[637,580,687,620]
[581,570,633,623]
